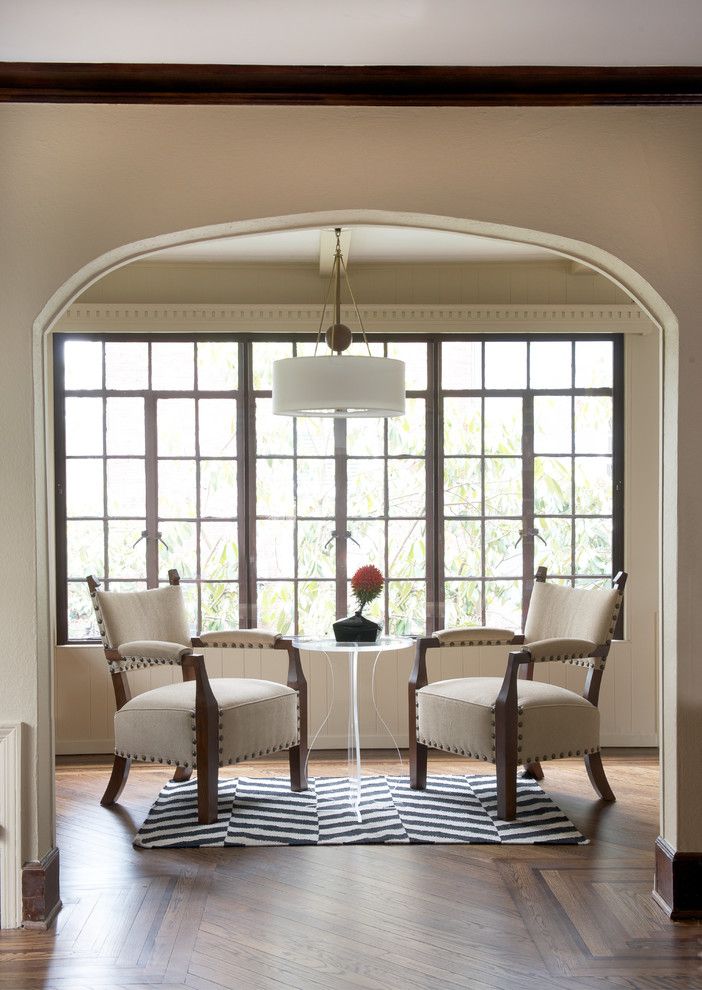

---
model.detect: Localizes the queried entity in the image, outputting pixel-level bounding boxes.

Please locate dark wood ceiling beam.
[1,63,702,105]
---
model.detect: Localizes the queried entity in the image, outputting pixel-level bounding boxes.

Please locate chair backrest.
[524,570,625,649]
[88,580,190,650]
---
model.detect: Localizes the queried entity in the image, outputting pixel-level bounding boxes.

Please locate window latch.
[132,529,169,551]
[324,529,361,552]
[514,528,547,548]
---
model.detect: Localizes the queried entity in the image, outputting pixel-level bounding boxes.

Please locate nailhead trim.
[523,747,599,763]
[108,655,185,673]
[438,637,514,647]
[89,589,110,648]
[198,640,277,649]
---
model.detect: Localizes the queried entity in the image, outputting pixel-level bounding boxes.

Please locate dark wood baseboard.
[1,63,702,106]
[653,835,702,919]
[22,847,61,928]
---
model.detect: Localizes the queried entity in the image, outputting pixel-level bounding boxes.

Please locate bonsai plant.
[333,564,384,643]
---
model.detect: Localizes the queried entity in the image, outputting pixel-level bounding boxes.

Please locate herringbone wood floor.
[1,752,701,990]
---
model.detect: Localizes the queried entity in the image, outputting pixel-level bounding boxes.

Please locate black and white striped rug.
[134,774,587,848]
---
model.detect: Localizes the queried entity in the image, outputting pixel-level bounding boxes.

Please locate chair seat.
[115,678,298,769]
[417,677,599,765]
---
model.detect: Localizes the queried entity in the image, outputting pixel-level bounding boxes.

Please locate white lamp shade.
[273,355,405,417]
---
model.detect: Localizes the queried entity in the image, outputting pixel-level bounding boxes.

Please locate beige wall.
[0,104,699,864]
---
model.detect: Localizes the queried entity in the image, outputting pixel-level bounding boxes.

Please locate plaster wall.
[0,104,699,861]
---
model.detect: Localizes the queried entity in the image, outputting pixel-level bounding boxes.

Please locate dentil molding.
[55,303,652,335]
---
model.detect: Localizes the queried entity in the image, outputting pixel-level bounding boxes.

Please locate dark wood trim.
[3,63,702,106]
[22,848,61,928]
[654,836,702,919]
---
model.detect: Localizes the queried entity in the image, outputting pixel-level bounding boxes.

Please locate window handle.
[132,529,169,551]
[132,529,148,549]
[324,529,361,552]
[515,528,547,548]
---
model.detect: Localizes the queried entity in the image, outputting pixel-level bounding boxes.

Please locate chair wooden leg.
[496,747,518,821]
[522,760,544,781]
[585,751,616,801]
[197,761,218,825]
[172,765,192,783]
[101,755,131,806]
[289,745,308,792]
[410,742,428,790]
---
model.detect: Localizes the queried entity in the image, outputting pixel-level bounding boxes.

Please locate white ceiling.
[1,0,701,66]
[147,226,556,266]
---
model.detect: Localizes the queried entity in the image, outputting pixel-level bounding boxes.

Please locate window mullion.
[238,341,257,627]
[334,417,348,619]
[521,392,535,626]
[428,338,443,634]
[144,392,159,588]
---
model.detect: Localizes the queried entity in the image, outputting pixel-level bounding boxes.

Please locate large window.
[55,334,622,642]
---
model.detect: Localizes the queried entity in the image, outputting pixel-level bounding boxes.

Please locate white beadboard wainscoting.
[0,724,23,929]
[55,635,657,756]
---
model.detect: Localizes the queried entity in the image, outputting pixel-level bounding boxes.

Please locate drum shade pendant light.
[273,228,405,417]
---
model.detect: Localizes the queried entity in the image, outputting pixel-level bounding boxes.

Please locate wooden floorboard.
[2,751,701,990]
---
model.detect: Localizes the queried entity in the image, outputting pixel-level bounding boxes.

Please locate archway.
[33,209,677,910]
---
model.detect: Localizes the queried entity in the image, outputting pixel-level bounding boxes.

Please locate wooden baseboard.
[22,848,61,928]
[653,836,702,919]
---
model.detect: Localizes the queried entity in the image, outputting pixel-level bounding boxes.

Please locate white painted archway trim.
[31,209,677,862]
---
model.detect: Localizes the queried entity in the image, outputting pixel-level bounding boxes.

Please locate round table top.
[292,635,414,653]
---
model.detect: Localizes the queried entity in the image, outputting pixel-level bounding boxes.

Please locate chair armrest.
[192,629,280,648]
[112,640,191,671]
[433,627,521,646]
[274,638,307,693]
[523,638,597,662]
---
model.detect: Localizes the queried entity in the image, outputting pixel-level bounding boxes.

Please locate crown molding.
[2,63,702,106]
[55,303,652,335]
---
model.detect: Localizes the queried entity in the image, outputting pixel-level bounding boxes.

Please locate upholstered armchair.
[409,567,626,820]
[87,569,307,825]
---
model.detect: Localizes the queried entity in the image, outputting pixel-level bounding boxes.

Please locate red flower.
[351,564,384,609]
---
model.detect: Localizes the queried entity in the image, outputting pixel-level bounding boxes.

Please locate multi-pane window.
[441,339,619,633]
[57,338,241,638]
[55,334,622,643]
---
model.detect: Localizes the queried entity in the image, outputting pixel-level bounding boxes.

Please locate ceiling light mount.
[273,227,405,418]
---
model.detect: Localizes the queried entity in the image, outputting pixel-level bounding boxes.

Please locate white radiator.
[0,725,22,929]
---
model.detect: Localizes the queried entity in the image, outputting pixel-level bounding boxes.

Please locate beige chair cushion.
[434,627,516,646]
[524,581,620,647]
[97,585,190,649]
[196,629,280,648]
[115,678,298,768]
[417,677,599,764]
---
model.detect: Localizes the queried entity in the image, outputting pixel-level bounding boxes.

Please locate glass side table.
[293,636,414,821]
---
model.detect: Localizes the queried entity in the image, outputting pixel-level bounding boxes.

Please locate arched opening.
[33,209,676,918]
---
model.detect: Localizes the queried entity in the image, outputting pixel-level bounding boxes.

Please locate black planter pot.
[333,610,381,644]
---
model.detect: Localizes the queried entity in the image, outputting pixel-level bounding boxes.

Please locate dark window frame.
[53,331,624,643]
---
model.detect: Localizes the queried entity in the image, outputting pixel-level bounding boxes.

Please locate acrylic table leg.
[348,645,362,821]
